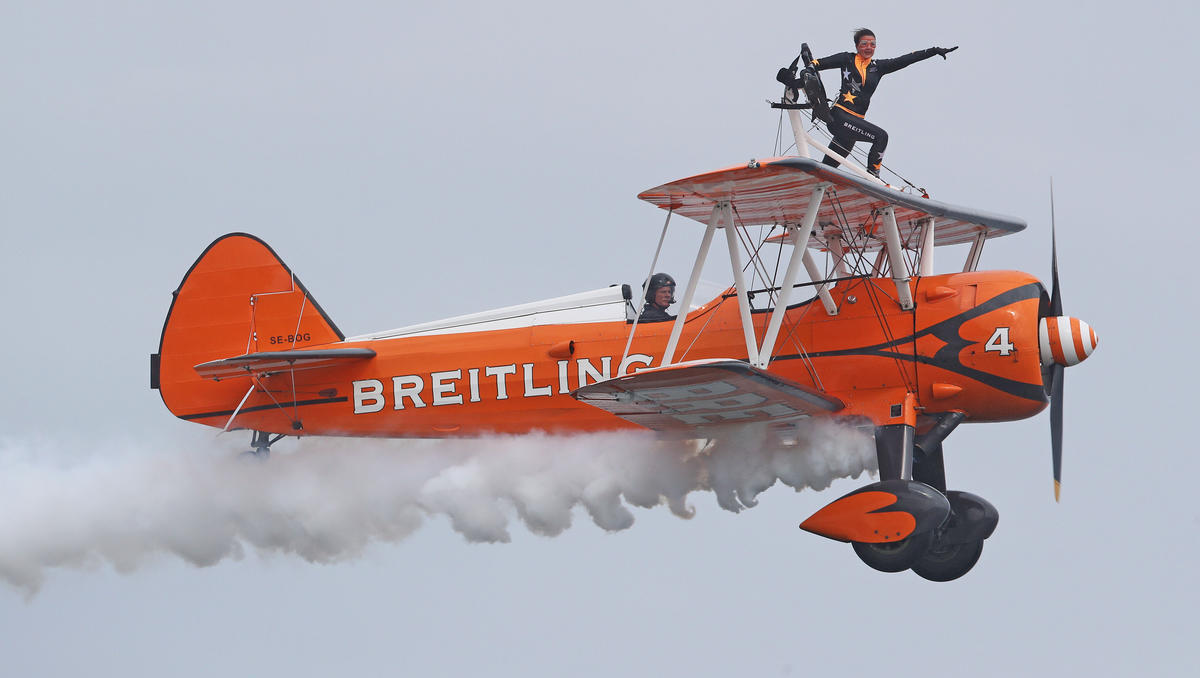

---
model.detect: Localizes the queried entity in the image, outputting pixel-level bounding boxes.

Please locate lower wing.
[572,358,843,436]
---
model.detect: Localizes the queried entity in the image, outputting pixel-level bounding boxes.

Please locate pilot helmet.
[644,272,677,304]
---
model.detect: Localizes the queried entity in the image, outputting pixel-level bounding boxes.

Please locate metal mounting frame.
[784,92,885,186]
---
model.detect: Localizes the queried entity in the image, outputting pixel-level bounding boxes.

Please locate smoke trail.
[0,421,874,594]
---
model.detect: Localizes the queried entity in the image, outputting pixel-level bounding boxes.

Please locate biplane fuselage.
[156,256,1047,437]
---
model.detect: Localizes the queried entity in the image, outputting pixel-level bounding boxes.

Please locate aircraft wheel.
[852,531,933,573]
[911,538,984,582]
[238,448,270,462]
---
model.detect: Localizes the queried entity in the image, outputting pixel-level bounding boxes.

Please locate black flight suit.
[810,48,941,176]
[639,304,674,323]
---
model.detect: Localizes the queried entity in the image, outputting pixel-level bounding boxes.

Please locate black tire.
[852,531,933,573]
[911,539,984,582]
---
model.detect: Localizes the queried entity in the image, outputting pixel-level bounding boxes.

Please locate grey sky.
[1,1,1196,675]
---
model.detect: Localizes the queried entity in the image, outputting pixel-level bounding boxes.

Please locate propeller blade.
[1049,179,1062,316]
[1048,179,1064,501]
[1050,363,1064,501]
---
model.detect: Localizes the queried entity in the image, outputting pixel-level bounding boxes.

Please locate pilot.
[809,29,957,178]
[639,273,676,323]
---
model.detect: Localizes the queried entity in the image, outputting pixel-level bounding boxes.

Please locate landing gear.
[245,430,285,458]
[853,532,933,573]
[847,489,996,580]
[799,409,999,581]
[846,412,998,581]
[912,490,998,580]
[911,538,984,582]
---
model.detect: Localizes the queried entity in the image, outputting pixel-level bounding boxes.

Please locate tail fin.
[152,233,344,422]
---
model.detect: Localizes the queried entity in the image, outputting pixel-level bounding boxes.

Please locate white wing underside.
[573,359,843,437]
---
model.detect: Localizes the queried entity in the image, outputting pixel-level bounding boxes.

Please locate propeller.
[1038,184,1098,501]
[1049,361,1064,501]
[1049,184,1062,317]
[1049,181,1063,501]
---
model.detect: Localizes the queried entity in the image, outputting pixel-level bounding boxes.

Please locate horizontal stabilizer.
[572,358,842,434]
[194,348,376,380]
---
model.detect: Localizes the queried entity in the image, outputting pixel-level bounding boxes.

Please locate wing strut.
[722,202,761,367]
[802,249,838,315]
[757,184,829,368]
[620,207,673,373]
[881,206,915,310]
[662,203,721,366]
[964,232,986,272]
[918,217,936,276]
[829,232,848,276]
[223,384,257,432]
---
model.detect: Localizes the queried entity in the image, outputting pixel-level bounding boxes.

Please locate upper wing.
[194,347,376,380]
[572,358,843,435]
[637,157,1025,249]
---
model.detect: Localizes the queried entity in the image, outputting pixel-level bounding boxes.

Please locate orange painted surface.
[1045,312,1066,364]
[156,235,1050,438]
[798,491,916,543]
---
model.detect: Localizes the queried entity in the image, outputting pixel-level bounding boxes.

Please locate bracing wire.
[806,116,928,196]
[824,190,916,392]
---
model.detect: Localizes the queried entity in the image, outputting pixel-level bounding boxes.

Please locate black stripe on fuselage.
[179,396,348,421]
[773,283,1047,402]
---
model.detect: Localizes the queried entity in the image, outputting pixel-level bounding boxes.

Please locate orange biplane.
[151,71,1096,582]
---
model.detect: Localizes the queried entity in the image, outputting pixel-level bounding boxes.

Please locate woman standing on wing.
[809,28,957,178]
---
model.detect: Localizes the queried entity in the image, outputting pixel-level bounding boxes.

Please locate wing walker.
[151,52,1098,581]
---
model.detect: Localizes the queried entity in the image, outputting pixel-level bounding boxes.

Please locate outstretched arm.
[809,52,850,72]
[877,46,958,75]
